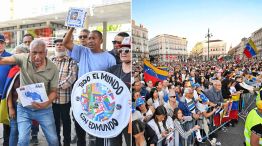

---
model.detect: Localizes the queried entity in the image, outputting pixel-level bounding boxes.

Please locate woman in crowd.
[147,105,174,146]
[172,108,200,146]
[147,88,164,109]
[136,97,155,123]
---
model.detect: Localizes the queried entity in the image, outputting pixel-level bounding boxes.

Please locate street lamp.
[205,28,213,61]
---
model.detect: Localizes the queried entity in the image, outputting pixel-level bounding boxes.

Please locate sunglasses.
[78,35,88,39]
[55,43,63,46]
[119,48,131,53]
[112,40,122,45]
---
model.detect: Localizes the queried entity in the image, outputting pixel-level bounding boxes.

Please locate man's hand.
[8,107,16,119]
[32,100,51,109]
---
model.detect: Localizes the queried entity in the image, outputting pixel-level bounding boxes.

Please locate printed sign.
[71,71,131,138]
[16,83,48,107]
[65,7,87,28]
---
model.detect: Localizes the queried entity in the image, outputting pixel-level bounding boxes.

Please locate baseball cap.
[120,37,131,48]
[192,83,201,88]
[0,34,5,42]
[135,97,145,107]
[54,38,63,44]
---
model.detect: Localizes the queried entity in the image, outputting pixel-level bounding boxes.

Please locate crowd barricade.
[156,120,194,146]
[239,92,258,121]
[155,106,236,146]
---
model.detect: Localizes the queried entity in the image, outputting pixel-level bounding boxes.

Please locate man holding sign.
[0,39,59,146]
[63,27,116,146]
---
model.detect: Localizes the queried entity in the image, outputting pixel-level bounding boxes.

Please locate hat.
[54,38,63,44]
[135,97,145,107]
[168,91,176,97]
[0,34,5,42]
[120,37,131,48]
[192,83,201,88]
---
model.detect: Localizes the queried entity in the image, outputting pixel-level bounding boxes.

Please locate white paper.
[16,83,48,107]
[65,7,87,28]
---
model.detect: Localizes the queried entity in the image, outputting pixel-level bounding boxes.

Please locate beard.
[55,51,67,57]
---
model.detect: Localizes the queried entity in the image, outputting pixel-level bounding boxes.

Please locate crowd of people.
[0,26,261,146]
[132,59,262,146]
[0,27,131,146]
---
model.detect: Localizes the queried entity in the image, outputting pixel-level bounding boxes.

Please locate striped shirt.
[185,98,196,114]
[173,119,194,139]
[50,55,78,104]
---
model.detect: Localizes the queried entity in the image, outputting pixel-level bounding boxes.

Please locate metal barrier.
[155,112,231,146]
[239,92,257,122]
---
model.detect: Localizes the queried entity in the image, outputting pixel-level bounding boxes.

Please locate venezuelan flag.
[0,66,20,125]
[157,66,169,71]
[143,60,168,86]
[229,95,240,120]
[243,39,258,58]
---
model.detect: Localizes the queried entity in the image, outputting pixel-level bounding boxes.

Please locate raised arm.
[0,56,16,65]
[62,27,75,51]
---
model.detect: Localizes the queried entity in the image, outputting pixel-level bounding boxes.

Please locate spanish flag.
[143,60,168,86]
[243,39,258,58]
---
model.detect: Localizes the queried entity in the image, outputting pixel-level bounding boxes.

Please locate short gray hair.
[212,80,221,85]
[13,44,29,54]
[30,39,47,51]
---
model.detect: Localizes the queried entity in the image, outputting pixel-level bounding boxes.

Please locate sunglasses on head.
[119,48,131,53]
[78,35,88,39]
[112,40,122,45]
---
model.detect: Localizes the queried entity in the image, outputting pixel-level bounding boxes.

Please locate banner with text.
[71,71,131,138]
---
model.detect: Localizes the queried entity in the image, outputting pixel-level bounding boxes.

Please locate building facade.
[0,0,131,50]
[228,38,247,59]
[148,34,187,62]
[191,40,227,61]
[132,20,149,63]
[251,27,262,58]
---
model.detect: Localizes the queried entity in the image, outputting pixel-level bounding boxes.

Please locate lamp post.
[205,28,213,61]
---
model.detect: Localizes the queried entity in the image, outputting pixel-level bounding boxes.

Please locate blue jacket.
[177,96,192,116]
[0,51,12,98]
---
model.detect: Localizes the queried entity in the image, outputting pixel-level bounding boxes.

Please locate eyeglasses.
[118,48,131,53]
[78,35,88,39]
[112,40,122,45]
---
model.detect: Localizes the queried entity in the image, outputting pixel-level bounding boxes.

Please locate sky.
[132,0,262,52]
